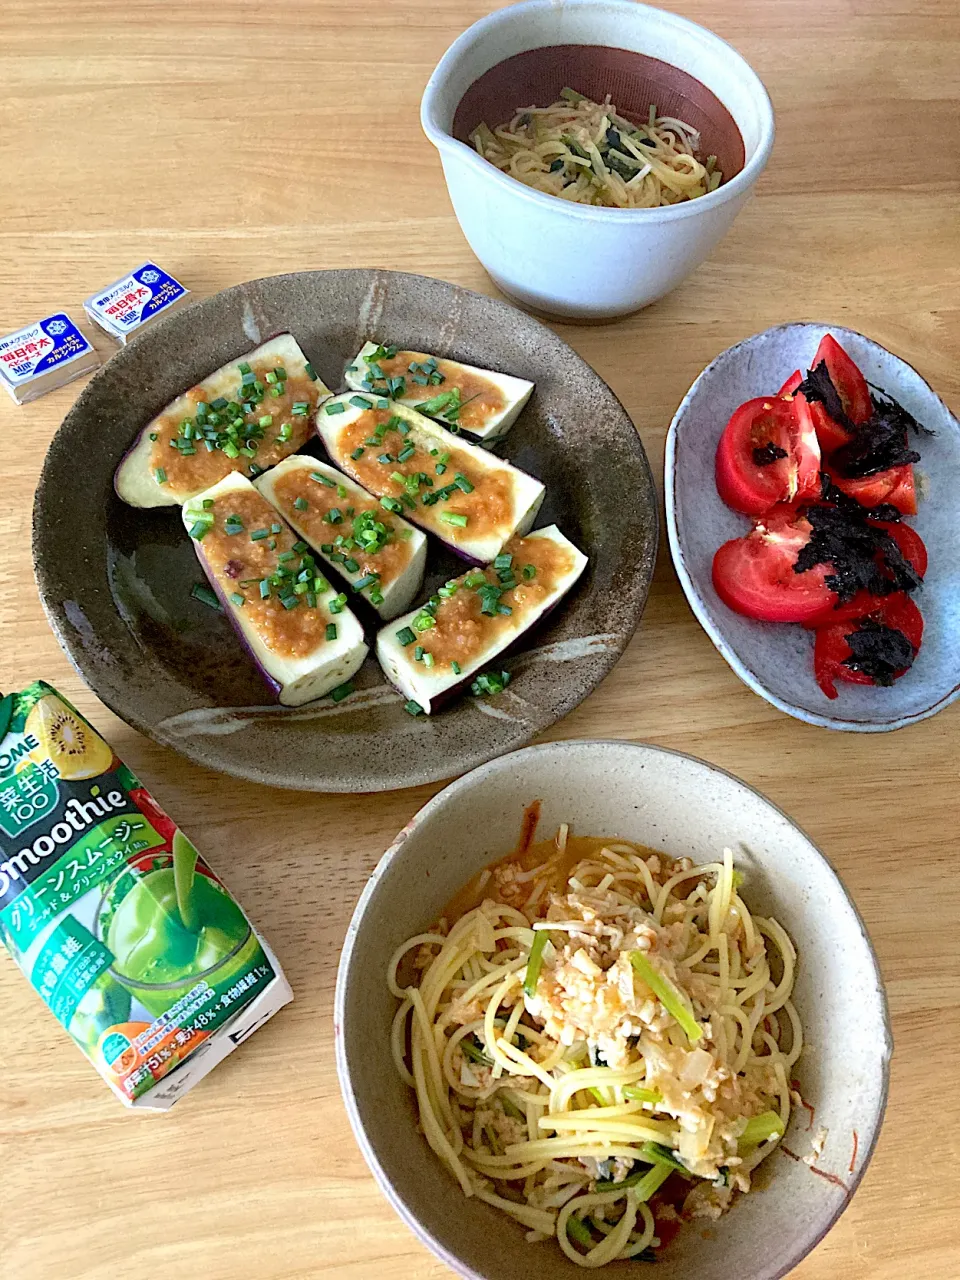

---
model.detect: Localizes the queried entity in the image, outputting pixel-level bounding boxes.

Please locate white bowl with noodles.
[420,0,775,321]
[334,739,890,1280]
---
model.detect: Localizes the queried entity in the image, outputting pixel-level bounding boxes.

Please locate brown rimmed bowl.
[32,270,657,792]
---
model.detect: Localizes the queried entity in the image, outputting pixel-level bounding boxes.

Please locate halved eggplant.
[116,334,331,508]
[315,395,545,563]
[254,455,427,620]
[344,341,533,444]
[376,525,587,713]
[181,472,367,706]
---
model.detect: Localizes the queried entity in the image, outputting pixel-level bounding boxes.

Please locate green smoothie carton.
[0,681,292,1109]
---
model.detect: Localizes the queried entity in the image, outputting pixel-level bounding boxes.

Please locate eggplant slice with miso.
[315,394,545,564]
[116,333,330,508]
[377,526,587,714]
[182,472,367,706]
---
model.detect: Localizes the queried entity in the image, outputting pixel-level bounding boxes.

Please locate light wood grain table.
[1,2,958,1277]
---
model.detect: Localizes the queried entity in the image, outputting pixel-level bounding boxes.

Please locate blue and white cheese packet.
[0,313,101,405]
[83,262,190,344]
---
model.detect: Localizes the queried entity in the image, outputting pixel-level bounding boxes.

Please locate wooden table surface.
[2,1,958,1277]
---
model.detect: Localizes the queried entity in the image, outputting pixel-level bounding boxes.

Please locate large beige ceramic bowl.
[335,740,890,1280]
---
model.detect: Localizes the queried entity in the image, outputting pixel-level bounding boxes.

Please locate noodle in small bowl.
[336,740,890,1280]
[421,0,775,321]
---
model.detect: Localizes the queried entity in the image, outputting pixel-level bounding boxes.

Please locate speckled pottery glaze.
[335,739,891,1280]
[32,270,657,792]
[421,0,774,321]
[666,322,960,731]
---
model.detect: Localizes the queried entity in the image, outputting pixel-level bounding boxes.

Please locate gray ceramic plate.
[33,270,657,792]
[336,739,890,1280]
[666,322,960,731]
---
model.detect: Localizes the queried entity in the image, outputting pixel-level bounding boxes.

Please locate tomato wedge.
[792,335,873,455]
[814,593,923,699]
[712,505,837,624]
[778,370,802,397]
[812,334,872,424]
[829,463,917,515]
[715,396,821,516]
[802,520,927,628]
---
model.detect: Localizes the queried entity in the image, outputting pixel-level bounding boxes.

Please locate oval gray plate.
[33,270,657,791]
[666,321,960,731]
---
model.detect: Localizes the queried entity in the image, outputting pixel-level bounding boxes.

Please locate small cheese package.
[83,262,191,343]
[0,313,100,405]
[0,682,292,1110]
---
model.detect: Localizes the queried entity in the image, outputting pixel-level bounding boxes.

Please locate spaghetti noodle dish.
[470,88,723,209]
[389,827,801,1267]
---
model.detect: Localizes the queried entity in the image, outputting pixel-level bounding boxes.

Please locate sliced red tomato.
[791,335,873,455]
[814,593,923,699]
[883,519,927,578]
[801,518,927,629]
[712,505,837,623]
[812,334,872,423]
[830,463,917,515]
[778,370,802,397]
[716,396,821,516]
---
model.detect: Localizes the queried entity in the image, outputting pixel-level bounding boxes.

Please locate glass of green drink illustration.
[96,831,264,1017]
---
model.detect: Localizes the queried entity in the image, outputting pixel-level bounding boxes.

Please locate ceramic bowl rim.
[420,0,775,226]
[664,320,960,732]
[334,737,892,1280]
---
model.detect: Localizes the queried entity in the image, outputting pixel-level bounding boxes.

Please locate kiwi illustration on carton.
[25,692,114,780]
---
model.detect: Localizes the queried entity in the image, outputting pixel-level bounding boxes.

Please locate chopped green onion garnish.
[523,929,548,997]
[324,401,346,415]
[188,520,211,540]
[422,652,435,668]
[293,540,308,553]
[265,371,278,385]
[238,361,252,375]
[328,592,347,614]
[325,508,343,524]
[349,395,372,410]
[190,582,222,611]
[292,402,309,416]
[250,528,270,541]
[326,622,337,641]
[229,592,245,606]
[404,699,424,717]
[350,447,365,460]
[305,362,318,381]
[441,512,468,527]
[259,579,271,599]
[622,1085,662,1105]
[451,660,462,675]
[493,553,513,570]
[294,497,308,511]
[258,415,272,428]
[311,471,335,487]
[629,951,703,1044]
[739,1112,785,1146]
[353,574,378,591]
[331,680,354,703]
[396,626,416,646]
[397,444,416,463]
[454,473,474,494]
[522,564,536,580]
[155,467,167,484]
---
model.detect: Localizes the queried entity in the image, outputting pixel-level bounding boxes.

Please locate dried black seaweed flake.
[842,618,916,684]
[793,496,923,603]
[752,442,788,467]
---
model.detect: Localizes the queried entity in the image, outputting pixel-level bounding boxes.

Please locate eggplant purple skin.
[388,591,569,713]
[192,545,283,703]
